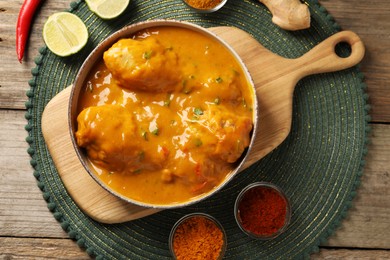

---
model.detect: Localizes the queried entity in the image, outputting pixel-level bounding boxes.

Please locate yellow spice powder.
[173,216,224,260]
[185,0,223,9]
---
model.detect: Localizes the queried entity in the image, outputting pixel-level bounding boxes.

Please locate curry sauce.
[75,26,254,205]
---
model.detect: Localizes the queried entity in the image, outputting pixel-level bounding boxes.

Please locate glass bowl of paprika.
[182,0,228,13]
[234,182,291,240]
[169,213,227,260]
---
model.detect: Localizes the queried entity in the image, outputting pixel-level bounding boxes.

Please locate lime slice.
[85,0,130,19]
[43,12,88,57]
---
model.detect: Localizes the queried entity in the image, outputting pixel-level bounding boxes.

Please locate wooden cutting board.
[41,26,364,224]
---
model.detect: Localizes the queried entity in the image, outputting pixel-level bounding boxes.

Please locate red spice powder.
[238,186,288,236]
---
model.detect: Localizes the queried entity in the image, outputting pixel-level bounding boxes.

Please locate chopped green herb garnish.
[232,69,239,76]
[143,51,152,59]
[214,97,221,105]
[151,128,159,136]
[194,107,204,116]
[164,93,172,107]
[216,77,223,83]
[181,75,197,94]
[141,130,148,141]
[132,169,142,174]
[194,138,203,147]
[182,79,192,94]
[138,151,145,161]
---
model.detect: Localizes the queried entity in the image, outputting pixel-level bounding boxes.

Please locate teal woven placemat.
[25,0,369,259]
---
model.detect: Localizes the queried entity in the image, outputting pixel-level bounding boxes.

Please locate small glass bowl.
[234,182,291,240]
[169,213,227,260]
[182,0,228,13]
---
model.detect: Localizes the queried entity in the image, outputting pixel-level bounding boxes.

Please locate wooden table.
[1,0,389,258]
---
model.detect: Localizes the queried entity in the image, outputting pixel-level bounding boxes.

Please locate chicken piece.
[75,104,162,174]
[212,115,253,163]
[103,37,181,92]
[193,105,253,163]
[199,71,244,104]
[169,151,221,194]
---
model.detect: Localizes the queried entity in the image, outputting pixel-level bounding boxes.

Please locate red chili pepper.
[16,0,43,63]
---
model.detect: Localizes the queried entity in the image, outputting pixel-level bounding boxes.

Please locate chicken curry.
[75,26,254,206]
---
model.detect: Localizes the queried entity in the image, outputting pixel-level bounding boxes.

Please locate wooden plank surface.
[312,249,390,259]
[0,237,89,259]
[321,0,390,122]
[2,237,390,260]
[0,110,68,238]
[1,0,389,259]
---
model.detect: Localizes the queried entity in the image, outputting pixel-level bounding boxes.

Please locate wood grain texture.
[0,110,68,238]
[312,249,390,259]
[1,237,389,260]
[0,237,89,259]
[321,0,390,123]
[0,0,70,110]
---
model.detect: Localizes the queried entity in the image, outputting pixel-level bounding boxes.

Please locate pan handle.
[294,31,365,77]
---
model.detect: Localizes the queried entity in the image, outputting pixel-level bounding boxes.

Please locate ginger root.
[259,0,311,31]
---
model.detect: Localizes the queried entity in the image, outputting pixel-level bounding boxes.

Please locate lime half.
[43,12,88,57]
[86,0,130,19]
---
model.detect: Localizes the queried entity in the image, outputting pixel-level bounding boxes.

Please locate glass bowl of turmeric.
[234,182,291,240]
[169,213,227,260]
[182,0,228,13]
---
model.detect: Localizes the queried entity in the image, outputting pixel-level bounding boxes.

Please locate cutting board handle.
[209,27,365,167]
[294,30,365,78]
